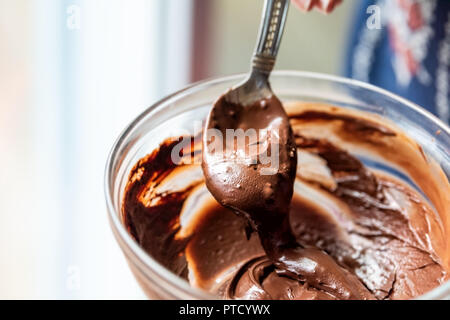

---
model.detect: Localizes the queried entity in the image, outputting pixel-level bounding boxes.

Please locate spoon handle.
[252,0,290,74]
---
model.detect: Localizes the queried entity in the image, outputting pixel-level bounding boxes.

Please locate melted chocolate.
[202,95,297,225]
[202,95,373,299]
[122,138,200,277]
[122,103,449,300]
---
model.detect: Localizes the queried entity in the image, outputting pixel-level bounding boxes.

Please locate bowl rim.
[104,70,450,300]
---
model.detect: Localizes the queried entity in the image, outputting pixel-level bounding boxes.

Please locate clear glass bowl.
[105,71,450,300]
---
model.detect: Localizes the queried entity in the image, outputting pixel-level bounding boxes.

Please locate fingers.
[292,0,317,12]
[317,0,343,13]
[292,0,342,14]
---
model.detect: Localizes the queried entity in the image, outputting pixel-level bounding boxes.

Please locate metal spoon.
[202,0,297,227]
[201,2,376,299]
[224,0,290,106]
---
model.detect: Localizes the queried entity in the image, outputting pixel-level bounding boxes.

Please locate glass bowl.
[105,71,450,300]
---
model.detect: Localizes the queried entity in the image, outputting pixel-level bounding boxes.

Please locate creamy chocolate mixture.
[202,95,297,233]
[122,102,449,300]
[203,95,372,299]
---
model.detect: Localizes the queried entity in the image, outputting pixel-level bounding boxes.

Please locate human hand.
[292,0,343,13]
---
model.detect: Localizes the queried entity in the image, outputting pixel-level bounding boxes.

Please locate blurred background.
[0,0,359,299]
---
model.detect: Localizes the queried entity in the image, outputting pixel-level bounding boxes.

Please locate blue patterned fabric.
[344,0,450,123]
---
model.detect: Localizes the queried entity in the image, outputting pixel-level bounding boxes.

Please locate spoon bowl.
[202,0,297,225]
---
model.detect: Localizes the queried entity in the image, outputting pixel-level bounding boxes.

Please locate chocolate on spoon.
[203,0,296,231]
[202,0,374,299]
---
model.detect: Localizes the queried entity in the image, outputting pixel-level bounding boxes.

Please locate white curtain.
[0,0,193,299]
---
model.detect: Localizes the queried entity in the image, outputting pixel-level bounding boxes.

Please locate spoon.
[202,0,297,230]
[202,0,374,299]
